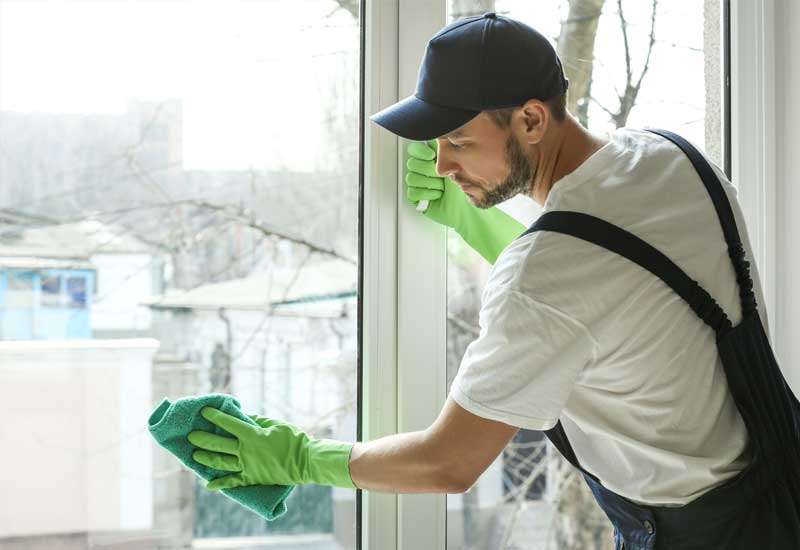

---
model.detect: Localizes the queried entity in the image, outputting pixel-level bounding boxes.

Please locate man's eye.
[449,141,466,150]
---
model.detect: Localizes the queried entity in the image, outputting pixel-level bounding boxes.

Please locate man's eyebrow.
[443,129,466,139]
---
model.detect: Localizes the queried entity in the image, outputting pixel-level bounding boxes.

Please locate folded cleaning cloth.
[147,392,295,521]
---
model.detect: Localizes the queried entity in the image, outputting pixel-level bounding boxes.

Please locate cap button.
[484,12,496,19]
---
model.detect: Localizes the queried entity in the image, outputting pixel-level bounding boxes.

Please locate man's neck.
[527,116,610,206]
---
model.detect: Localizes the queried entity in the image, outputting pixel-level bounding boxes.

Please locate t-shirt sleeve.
[449,286,596,431]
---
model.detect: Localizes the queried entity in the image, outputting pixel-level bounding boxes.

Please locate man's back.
[449,127,768,506]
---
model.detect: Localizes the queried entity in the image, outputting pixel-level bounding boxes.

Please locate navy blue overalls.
[517,128,800,549]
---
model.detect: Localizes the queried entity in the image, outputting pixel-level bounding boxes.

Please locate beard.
[471,133,535,209]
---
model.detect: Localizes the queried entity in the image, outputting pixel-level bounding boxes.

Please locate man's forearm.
[347,430,463,494]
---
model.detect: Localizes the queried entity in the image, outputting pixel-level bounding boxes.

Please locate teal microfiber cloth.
[147,392,295,521]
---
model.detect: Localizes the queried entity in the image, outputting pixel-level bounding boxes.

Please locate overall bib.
[517,128,800,549]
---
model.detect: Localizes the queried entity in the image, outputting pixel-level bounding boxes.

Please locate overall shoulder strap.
[519,210,733,335]
[643,128,757,316]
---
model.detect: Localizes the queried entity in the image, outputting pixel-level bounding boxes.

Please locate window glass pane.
[0,0,361,548]
[444,1,723,548]
[40,274,62,307]
[66,276,87,309]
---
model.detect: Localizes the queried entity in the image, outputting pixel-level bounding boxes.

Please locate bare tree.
[592,0,658,127]
[558,0,608,128]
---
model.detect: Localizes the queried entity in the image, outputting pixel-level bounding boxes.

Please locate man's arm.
[347,430,459,493]
[348,396,520,493]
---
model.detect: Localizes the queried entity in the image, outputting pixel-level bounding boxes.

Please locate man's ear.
[515,99,548,145]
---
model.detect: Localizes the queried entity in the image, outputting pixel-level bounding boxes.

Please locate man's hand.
[405,139,527,265]
[406,140,473,229]
[188,406,355,490]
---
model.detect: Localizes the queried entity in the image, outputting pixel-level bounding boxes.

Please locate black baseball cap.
[370,12,569,141]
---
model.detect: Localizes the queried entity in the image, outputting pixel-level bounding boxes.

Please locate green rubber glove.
[188,406,356,491]
[406,140,527,265]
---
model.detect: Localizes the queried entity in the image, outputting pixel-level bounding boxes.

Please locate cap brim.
[369,94,480,141]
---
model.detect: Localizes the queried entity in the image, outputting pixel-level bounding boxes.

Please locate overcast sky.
[0,0,709,171]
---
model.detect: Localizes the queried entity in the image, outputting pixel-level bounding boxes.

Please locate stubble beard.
[471,134,535,209]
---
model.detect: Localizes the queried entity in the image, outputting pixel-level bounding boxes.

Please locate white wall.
[0,339,159,538]
[774,0,800,393]
[91,253,156,332]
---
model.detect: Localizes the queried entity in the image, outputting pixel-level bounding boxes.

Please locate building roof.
[0,256,95,271]
[0,219,150,265]
[141,258,356,316]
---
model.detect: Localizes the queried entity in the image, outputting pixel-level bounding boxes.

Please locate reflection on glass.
[0,0,360,548]
[444,1,722,548]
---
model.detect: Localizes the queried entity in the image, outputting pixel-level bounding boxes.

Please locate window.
[40,273,62,308]
[0,0,747,547]
[0,0,361,548]
[66,276,87,309]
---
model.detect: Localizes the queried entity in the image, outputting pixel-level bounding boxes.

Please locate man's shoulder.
[485,229,564,293]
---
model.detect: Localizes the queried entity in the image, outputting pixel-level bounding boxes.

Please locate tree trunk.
[557,0,606,129]
[450,0,495,21]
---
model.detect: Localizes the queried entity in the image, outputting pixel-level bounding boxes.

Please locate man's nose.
[435,145,457,178]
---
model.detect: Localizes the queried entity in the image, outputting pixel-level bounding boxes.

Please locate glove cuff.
[306,438,357,489]
[454,207,527,265]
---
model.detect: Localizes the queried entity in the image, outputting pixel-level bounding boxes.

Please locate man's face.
[435,112,534,209]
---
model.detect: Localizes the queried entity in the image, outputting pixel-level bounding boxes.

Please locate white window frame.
[729,0,777,347]
[363,0,449,548]
[361,1,401,549]
[361,1,776,548]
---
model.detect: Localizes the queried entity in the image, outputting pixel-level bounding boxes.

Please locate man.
[185,13,800,549]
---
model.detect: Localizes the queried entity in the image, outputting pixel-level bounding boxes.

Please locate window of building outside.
[40,274,62,308]
[0,1,360,549]
[443,1,725,549]
[66,276,88,309]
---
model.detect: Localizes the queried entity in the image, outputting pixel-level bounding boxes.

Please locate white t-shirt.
[448,127,770,506]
